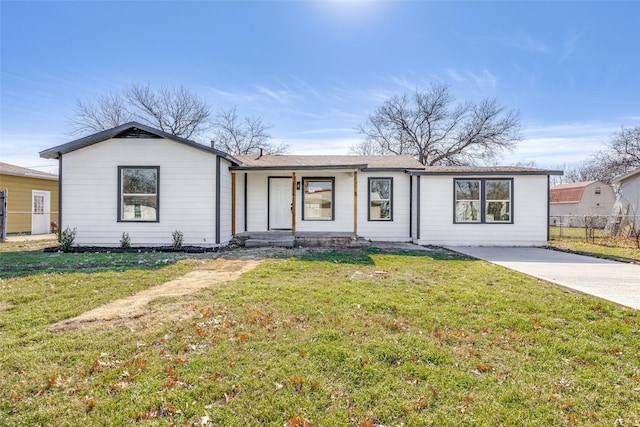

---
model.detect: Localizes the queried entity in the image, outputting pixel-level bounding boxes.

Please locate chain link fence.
[549,214,640,242]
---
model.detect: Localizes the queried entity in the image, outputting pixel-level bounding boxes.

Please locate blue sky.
[1,1,639,173]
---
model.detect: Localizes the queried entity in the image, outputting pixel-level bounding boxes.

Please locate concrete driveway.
[445,246,640,310]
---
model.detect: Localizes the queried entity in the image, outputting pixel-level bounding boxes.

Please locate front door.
[31,190,50,235]
[269,177,292,230]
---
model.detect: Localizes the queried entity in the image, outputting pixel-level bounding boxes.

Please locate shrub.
[120,232,131,249]
[59,227,77,252]
[171,230,183,250]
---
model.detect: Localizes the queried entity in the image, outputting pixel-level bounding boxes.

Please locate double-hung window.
[118,166,159,222]
[454,179,512,224]
[302,178,334,220]
[369,177,392,221]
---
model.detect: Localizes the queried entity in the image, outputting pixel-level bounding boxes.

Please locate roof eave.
[38,122,240,166]
[408,169,564,176]
[231,164,369,171]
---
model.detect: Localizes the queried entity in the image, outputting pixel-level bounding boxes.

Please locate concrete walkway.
[446,246,640,310]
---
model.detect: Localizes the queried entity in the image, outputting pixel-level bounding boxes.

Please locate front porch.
[232,231,370,248]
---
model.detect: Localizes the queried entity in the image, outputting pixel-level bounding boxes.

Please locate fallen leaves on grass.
[287,416,313,427]
[292,375,303,393]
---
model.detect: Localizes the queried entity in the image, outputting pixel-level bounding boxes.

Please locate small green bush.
[59,227,77,252]
[120,232,131,249]
[171,230,183,250]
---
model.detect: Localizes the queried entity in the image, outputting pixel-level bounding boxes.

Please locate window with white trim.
[118,166,159,222]
[454,179,512,224]
[369,177,392,221]
[302,178,334,220]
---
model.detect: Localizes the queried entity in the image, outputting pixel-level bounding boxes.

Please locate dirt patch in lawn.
[47,258,262,332]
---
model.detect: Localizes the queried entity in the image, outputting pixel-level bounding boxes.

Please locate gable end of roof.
[39,122,239,165]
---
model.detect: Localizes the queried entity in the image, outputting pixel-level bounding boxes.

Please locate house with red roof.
[549,181,615,225]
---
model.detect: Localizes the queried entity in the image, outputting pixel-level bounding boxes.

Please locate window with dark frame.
[118,166,159,222]
[369,177,392,221]
[454,178,512,224]
[302,178,334,220]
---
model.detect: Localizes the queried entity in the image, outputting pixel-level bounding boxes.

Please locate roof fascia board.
[613,168,640,183]
[231,164,368,171]
[409,170,564,176]
[361,167,425,172]
[0,170,58,180]
[39,122,240,166]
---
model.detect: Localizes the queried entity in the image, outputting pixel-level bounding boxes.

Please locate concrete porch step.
[244,237,295,248]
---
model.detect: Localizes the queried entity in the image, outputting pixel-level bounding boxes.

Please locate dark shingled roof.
[233,154,425,170]
[39,122,240,165]
[409,166,563,176]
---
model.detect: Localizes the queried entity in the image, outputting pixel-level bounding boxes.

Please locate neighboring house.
[40,122,562,248]
[0,162,58,236]
[610,167,640,234]
[549,181,616,224]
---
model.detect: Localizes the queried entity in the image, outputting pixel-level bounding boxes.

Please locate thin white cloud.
[390,75,419,92]
[277,136,359,155]
[467,69,497,90]
[445,68,464,82]
[504,120,621,167]
[502,31,550,53]
[256,85,295,104]
[560,30,584,62]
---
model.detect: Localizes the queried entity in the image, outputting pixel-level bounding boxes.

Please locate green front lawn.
[1,248,638,426]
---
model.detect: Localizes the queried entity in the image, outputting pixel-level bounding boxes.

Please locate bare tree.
[71,92,133,134]
[70,84,210,140]
[210,106,288,155]
[353,84,522,165]
[567,126,640,183]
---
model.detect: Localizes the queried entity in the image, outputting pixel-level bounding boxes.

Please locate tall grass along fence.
[550,214,640,244]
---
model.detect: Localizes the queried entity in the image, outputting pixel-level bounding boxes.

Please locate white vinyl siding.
[417,175,548,246]
[241,170,412,240]
[61,137,228,247]
[359,172,411,241]
[219,159,233,244]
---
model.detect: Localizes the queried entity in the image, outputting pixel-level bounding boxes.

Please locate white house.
[549,181,616,224]
[610,167,640,235]
[40,123,562,248]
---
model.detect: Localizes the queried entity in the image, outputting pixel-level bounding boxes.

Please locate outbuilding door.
[31,190,50,235]
[269,177,292,230]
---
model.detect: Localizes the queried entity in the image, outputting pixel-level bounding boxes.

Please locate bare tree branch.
[69,84,210,140]
[566,125,640,183]
[210,106,287,155]
[354,84,522,166]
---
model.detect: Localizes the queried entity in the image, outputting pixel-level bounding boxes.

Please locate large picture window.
[369,177,392,221]
[118,166,159,222]
[454,179,512,224]
[302,178,334,220]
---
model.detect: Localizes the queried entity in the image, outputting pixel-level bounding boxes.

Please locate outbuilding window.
[454,179,512,224]
[302,178,334,220]
[118,166,159,222]
[369,177,392,221]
